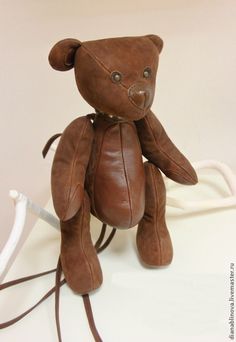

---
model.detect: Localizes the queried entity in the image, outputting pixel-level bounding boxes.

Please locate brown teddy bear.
[48,34,198,295]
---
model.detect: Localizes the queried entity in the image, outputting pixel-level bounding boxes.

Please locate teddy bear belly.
[87,119,145,229]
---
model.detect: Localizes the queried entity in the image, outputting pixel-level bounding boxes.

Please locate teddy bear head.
[49,34,163,121]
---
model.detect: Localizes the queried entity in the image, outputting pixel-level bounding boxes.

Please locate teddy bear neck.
[95,109,129,123]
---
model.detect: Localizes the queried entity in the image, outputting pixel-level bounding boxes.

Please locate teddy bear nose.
[128,83,152,109]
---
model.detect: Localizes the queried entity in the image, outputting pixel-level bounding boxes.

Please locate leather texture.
[137,162,173,266]
[51,116,94,221]
[48,38,81,71]
[48,34,198,294]
[60,191,102,294]
[49,35,163,121]
[135,110,198,185]
[86,113,145,228]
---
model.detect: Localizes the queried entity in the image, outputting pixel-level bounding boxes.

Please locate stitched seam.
[63,118,88,219]
[63,120,86,216]
[66,183,81,207]
[147,116,193,179]
[120,123,132,227]
[82,43,158,81]
[80,198,94,290]
[92,123,116,216]
[82,44,158,90]
[128,94,150,112]
[81,46,155,114]
[150,164,162,263]
[127,83,149,111]
[164,168,195,183]
[146,116,195,182]
[82,45,128,91]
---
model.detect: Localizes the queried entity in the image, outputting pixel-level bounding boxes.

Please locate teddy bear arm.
[135,110,198,185]
[51,115,94,221]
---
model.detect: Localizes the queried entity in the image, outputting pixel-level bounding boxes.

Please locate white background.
[0,1,236,258]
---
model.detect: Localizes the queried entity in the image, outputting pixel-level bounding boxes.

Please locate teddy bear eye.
[143,67,151,78]
[111,71,122,83]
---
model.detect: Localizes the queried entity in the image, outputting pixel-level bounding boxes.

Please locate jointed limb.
[137,162,173,266]
[60,191,102,294]
[135,110,198,185]
[51,115,94,221]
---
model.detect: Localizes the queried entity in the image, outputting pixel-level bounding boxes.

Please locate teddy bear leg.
[60,191,103,294]
[136,162,173,266]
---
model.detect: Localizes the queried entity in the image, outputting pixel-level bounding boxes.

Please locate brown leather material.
[146,34,163,53]
[47,35,199,296]
[60,191,103,294]
[86,114,145,229]
[42,133,62,158]
[128,81,153,110]
[0,224,116,341]
[51,115,94,221]
[0,34,200,340]
[96,228,116,253]
[74,35,160,121]
[135,110,198,185]
[0,268,66,329]
[82,294,103,342]
[49,38,81,71]
[136,162,173,266]
[55,259,63,342]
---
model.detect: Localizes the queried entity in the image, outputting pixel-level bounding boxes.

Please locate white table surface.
[0,173,236,342]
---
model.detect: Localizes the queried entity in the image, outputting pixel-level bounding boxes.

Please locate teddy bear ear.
[48,38,82,71]
[146,34,164,54]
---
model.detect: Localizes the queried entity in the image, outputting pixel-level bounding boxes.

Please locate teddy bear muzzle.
[128,82,153,110]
